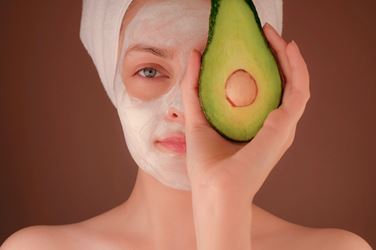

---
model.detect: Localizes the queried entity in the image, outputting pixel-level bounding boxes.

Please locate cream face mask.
[113,0,211,190]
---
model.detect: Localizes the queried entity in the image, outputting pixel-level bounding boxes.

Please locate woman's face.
[114,0,210,190]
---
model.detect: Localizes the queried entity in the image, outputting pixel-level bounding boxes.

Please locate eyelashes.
[130,62,172,83]
[137,67,161,78]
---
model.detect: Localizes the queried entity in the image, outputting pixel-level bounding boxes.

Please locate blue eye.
[137,67,161,78]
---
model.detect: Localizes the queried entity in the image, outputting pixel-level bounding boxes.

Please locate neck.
[122,169,197,250]
[119,168,269,250]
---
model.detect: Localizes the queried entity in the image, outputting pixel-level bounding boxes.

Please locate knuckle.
[286,129,296,148]
[264,109,290,132]
[262,119,279,135]
[287,137,294,148]
[290,88,310,104]
[306,91,311,102]
[303,91,310,103]
[275,45,287,55]
[302,65,310,83]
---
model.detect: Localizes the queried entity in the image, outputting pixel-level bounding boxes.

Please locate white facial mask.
[114,0,210,190]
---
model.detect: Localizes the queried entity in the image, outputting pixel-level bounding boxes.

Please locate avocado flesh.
[199,0,282,142]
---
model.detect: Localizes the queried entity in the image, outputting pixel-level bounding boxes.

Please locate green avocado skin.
[207,0,263,46]
[199,0,283,142]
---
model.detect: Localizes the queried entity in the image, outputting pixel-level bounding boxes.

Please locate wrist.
[191,185,253,250]
[191,186,253,218]
[191,179,255,205]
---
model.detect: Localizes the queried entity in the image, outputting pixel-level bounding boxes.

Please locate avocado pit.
[225,69,257,107]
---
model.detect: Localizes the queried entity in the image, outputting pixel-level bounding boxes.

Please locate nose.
[166,107,185,125]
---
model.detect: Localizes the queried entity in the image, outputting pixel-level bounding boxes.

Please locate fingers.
[259,38,310,142]
[282,41,310,121]
[263,23,292,88]
[181,50,210,131]
[181,50,236,172]
[234,39,310,175]
[263,23,310,121]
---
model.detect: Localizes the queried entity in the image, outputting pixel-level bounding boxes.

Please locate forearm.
[191,186,253,250]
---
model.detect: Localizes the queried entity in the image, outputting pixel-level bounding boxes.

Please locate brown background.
[1,0,375,247]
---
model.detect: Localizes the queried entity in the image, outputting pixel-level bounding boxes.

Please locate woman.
[2,0,372,249]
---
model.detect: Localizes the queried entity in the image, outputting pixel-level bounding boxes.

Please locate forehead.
[122,0,210,26]
[120,0,210,47]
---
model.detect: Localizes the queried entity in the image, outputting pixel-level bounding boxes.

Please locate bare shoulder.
[1,215,139,250]
[1,224,91,250]
[305,227,373,250]
[1,225,66,250]
[252,206,372,250]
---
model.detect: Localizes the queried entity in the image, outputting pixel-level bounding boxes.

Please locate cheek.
[118,100,161,147]
[122,59,176,101]
[123,77,170,101]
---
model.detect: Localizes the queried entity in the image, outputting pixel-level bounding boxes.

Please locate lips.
[155,134,186,154]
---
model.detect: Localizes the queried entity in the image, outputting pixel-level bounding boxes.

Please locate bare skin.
[1,169,372,250]
[1,0,372,249]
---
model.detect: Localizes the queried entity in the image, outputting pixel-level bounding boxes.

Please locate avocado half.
[199,0,282,142]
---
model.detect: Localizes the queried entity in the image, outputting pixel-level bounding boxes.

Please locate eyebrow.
[126,43,174,59]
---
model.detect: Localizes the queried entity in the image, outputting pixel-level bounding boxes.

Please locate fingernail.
[290,40,300,52]
[264,22,277,34]
[194,49,202,56]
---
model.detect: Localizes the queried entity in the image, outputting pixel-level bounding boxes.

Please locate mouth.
[155,133,186,155]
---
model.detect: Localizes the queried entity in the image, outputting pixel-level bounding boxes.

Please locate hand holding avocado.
[181,23,310,198]
[180,1,309,248]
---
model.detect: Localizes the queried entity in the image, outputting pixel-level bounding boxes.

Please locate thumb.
[181,50,210,131]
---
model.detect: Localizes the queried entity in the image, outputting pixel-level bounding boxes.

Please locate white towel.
[80,0,283,107]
